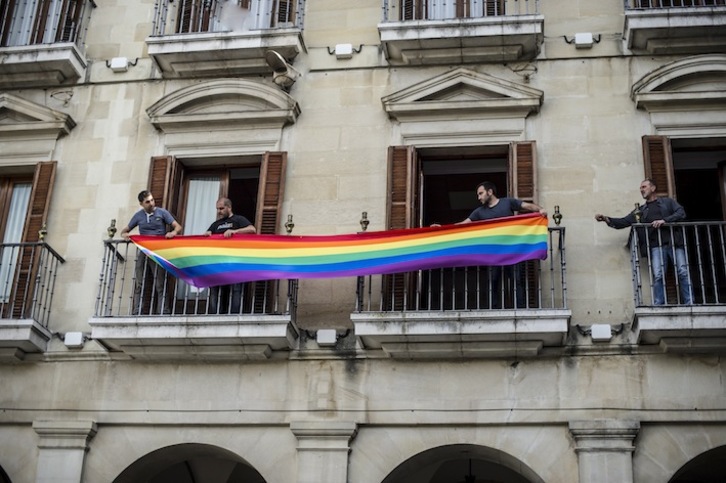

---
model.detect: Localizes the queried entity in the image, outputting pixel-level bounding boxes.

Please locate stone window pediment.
[382,68,543,122]
[0,93,76,139]
[632,54,726,111]
[147,79,301,134]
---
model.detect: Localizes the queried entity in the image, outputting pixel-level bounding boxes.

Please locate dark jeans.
[488,264,526,309]
[209,283,243,314]
[132,253,170,315]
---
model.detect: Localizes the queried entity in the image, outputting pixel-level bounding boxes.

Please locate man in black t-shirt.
[205,198,256,314]
[433,181,548,309]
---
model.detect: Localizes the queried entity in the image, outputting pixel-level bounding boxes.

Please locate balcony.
[624,0,726,54]
[0,0,95,88]
[146,0,306,78]
[88,240,299,361]
[351,227,570,359]
[0,242,65,361]
[379,0,543,65]
[630,222,726,353]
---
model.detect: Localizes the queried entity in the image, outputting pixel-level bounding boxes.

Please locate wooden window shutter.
[387,146,420,230]
[148,155,183,219]
[486,0,504,16]
[276,0,295,24]
[22,161,57,243]
[57,0,85,42]
[253,152,286,313]
[508,141,537,202]
[456,0,469,18]
[642,135,676,199]
[385,146,420,310]
[401,0,424,20]
[255,152,286,235]
[508,142,539,309]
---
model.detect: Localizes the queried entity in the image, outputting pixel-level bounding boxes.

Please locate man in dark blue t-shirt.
[204,197,256,314]
[436,181,547,309]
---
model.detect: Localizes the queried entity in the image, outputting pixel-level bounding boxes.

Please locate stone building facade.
[1,0,725,482]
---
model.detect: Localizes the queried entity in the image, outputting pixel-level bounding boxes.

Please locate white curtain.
[0,183,32,302]
[177,177,220,296]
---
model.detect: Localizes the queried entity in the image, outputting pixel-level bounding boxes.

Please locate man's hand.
[165,231,176,239]
[538,208,547,217]
[651,219,666,228]
[224,229,235,238]
[595,214,609,223]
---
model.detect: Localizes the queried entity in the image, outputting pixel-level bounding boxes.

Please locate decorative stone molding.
[382,67,543,123]
[569,420,640,483]
[33,420,97,483]
[290,421,358,483]
[0,93,76,163]
[632,54,726,112]
[382,67,542,145]
[146,79,301,133]
[631,54,726,136]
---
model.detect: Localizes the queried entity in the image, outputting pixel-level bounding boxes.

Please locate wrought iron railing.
[355,227,566,312]
[625,0,726,9]
[94,240,298,318]
[0,242,65,325]
[150,0,306,36]
[629,222,726,307]
[381,0,539,22]
[0,0,95,48]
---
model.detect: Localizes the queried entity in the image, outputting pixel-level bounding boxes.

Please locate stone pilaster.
[33,420,97,483]
[569,419,640,483]
[290,421,358,483]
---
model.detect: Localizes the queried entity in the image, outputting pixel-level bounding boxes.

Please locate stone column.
[569,419,640,483]
[33,420,97,483]
[290,421,357,483]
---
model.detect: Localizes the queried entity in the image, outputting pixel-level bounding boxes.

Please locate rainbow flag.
[130,214,549,288]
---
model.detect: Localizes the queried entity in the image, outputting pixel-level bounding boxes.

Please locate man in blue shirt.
[121,190,182,315]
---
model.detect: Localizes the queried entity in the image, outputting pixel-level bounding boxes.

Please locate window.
[385,142,538,310]
[161,0,300,34]
[642,135,726,304]
[147,153,286,312]
[400,0,505,21]
[1,0,87,47]
[0,162,56,313]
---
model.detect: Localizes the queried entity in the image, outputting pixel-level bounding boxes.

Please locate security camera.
[264,50,300,90]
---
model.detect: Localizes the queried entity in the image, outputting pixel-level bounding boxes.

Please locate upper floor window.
[151,0,304,36]
[0,0,94,47]
[384,0,538,22]
[629,0,726,8]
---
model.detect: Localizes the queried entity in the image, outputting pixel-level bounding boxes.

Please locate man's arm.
[521,201,547,217]
[166,220,182,239]
[595,213,635,229]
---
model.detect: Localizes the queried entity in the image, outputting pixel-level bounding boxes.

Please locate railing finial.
[38,223,47,241]
[360,211,370,232]
[107,219,117,239]
[285,214,295,235]
[553,206,563,226]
